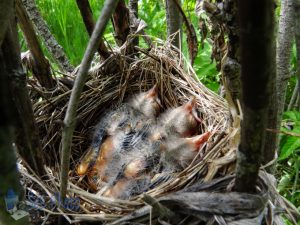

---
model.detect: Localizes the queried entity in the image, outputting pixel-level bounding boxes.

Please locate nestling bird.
[128,84,161,119]
[76,130,128,192]
[102,157,149,199]
[161,132,211,172]
[76,107,131,176]
[76,85,161,189]
[77,88,210,198]
[158,97,201,138]
[102,141,158,199]
[101,133,162,198]
[103,176,151,199]
[103,132,211,198]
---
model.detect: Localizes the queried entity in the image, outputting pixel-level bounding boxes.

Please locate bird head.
[186,131,211,151]
[179,97,202,137]
[183,96,202,123]
[143,84,162,117]
[130,84,161,118]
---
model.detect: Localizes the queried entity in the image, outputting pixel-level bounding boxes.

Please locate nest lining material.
[21,38,296,224]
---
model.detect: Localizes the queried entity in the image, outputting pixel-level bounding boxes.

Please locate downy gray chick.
[128,84,161,119]
[161,132,211,172]
[77,86,161,191]
[158,97,201,138]
[102,132,162,199]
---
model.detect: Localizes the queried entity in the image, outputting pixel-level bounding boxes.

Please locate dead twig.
[60,0,119,203]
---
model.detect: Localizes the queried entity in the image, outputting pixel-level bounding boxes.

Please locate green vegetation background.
[22,0,219,91]
[20,0,299,217]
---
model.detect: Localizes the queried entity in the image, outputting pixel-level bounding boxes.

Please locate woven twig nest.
[21,38,296,224]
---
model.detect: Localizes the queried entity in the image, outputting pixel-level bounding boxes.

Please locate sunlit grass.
[22,0,220,91]
[17,1,300,220]
[35,0,115,65]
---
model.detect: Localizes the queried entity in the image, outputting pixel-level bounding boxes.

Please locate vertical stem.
[262,6,278,168]
[295,0,300,108]
[291,157,300,202]
[235,0,275,193]
[128,0,139,48]
[288,81,299,111]
[2,16,45,177]
[221,0,241,105]
[16,0,55,89]
[295,94,300,110]
[0,0,13,45]
[0,51,28,225]
[22,0,74,72]
[76,0,110,59]
[59,0,118,203]
[276,0,295,127]
[262,0,295,169]
[165,0,182,48]
[112,0,130,46]
[0,4,27,223]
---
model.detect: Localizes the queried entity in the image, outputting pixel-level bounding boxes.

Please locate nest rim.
[23,38,237,223]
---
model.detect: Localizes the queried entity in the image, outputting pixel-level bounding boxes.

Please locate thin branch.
[171,0,198,64]
[266,128,300,138]
[287,81,299,111]
[276,0,295,129]
[16,0,55,89]
[76,0,110,59]
[59,0,119,202]
[128,0,139,49]
[22,0,74,72]
[165,0,182,48]
[112,0,130,46]
[171,0,196,45]
[0,0,13,45]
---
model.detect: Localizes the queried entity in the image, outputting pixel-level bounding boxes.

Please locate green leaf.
[206,82,219,92]
[278,174,291,192]
[283,111,300,121]
[279,136,300,160]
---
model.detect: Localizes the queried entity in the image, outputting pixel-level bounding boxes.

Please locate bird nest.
[21,38,298,224]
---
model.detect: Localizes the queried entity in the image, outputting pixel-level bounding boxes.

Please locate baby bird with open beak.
[161,132,211,172]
